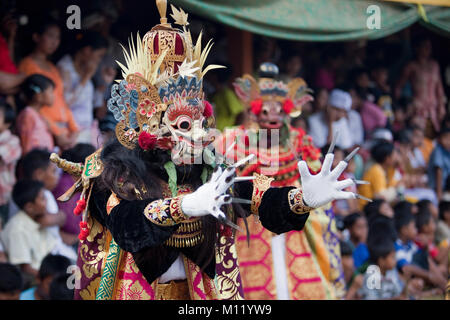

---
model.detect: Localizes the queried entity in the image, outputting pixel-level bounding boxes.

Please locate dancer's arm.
[88,188,182,253]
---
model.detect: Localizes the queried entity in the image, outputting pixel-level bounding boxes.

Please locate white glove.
[297,145,370,209]
[181,166,235,219]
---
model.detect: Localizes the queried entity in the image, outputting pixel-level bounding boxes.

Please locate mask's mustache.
[171,140,205,165]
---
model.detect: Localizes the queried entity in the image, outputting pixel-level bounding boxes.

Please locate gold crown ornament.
[108,0,224,163]
[233,62,313,118]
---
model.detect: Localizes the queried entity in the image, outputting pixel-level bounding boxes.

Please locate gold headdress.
[108,0,223,155]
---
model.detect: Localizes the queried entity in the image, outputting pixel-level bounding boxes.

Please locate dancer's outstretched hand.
[297,136,370,209]
[181,166,235,219]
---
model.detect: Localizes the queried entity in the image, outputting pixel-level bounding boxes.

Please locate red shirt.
[0,34,18,74]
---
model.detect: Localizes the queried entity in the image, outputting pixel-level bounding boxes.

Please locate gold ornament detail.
[288,188,313,215]
[164,218,204,248]
[250,173,274,215]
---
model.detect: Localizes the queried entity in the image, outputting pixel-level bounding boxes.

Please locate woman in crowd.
[18,17,79,150]
[57,30,111,146]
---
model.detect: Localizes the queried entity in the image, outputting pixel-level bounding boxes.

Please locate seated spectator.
[358,142,401,208]
[279,53,303,83]
[357,238,405,300]
[349,67,373,102]
[344,94,365,147]
[18,17,79,150]
[369,63,393,124]
[391,99,411,137]
[349,85,387,137]
[410,126,434,170]
[394,200,419,216]
[0,263,24,300]
[394,208,446,291]
[16,74,55,153]
[0,181,57,279]
[20,253,71,300]
[311,87,329,114]
[308,89,355,150]
[396,130,438,205]
[49,273,74,300]
[314,50,341,91]
[417,199,439,220]
[340,240,354,291]
[0,99,21,227]
[21,149,77,262]
[427,126,450,202]
[351,215,398,276]
[396,128,422,179]
[359,128,393,172]
[364,199,395,223]
[436,200,450,248]
[368,216,397,244]
[414,205,449,277]
[57,30,109,146]
[52,143,95,248]
[343,213,368,269]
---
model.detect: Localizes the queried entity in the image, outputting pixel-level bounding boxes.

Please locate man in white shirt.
[308,89,356,150]
[1,181,57,274]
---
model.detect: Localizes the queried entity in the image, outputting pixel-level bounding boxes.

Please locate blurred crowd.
[0,1,450,300]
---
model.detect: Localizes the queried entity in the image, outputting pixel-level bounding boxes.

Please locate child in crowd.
[396,130,438,204]
[18,16,79,150]
[414,206,449,277]
[363,199,394,223]
[16,74,55,153]
[349,84,387,137]
[358,142,401,208]
[340,240,355,291]
[436,200,450,248]
[391,100,409,136]
[428,126,450,202]
[357,237,405,300]
[52,143,95,248]
[0,181,57,280]
[311,87,329,114]
[0,99,21,227]
[396,129,425,186]
[0,263,24,300]
[394,208,447,291]
[394,200,418,216]
[410,126,434,170]
[343,213,369,269]
[20,253,71,300]
[369,63,393,124]
[21,149,77,262]
[49,273,74,300]
[417,199,439,220]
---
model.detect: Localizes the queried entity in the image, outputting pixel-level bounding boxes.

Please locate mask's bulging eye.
[175,116,192,131]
